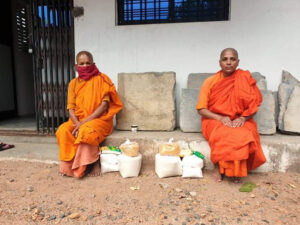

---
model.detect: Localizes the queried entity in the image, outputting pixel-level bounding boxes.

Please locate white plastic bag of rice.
[181,155,203,178]
[182,167,203,178]
[118,153,142,178]
[155,153,182,178]
[181,155,204,168]
[100,153,119,174]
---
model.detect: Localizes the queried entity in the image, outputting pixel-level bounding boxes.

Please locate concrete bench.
[1,130,299,173]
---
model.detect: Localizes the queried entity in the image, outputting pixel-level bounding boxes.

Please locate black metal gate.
[29,0,75,134]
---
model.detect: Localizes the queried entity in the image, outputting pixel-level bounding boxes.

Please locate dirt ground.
[0,160,299,225]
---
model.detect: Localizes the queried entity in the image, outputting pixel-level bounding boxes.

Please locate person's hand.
[219,116,233,127]
[72,121,82,138]
[232,117,246,128]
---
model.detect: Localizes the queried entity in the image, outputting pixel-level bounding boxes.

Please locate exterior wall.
[74,0,300,122]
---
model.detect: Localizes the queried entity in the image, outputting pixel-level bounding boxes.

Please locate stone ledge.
[1,131,300,172]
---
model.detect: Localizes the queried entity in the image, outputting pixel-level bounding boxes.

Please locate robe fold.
[56,73,123,176]
[196,69,266,177]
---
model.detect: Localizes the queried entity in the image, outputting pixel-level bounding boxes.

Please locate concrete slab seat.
[1,131,300,173]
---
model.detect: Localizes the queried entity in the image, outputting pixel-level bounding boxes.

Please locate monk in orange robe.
[56,51,123,178]
[196,48,266,182]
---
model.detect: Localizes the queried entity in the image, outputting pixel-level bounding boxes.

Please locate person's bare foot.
[87,161,101,177]
[212,166,223,182]
[58,172,66,177]
[233,177,241,183]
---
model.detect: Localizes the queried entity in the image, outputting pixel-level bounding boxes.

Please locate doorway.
[0,0,35,133]
[0,0,75,135]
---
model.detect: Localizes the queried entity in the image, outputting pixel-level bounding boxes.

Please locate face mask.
[77,63,100,80]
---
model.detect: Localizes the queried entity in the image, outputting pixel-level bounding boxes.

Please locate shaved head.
[76,51,94,63]
[220,48,239,59]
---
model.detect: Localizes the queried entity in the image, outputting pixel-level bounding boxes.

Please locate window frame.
[117,0,230,26]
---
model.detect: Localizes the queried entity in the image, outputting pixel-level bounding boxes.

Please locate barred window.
[16,3,29,52]
[117,0,229,25]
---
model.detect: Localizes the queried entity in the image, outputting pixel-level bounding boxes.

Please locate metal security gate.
[29,0,75,134]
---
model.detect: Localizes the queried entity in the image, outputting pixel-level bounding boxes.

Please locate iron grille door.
[30,0,75,134]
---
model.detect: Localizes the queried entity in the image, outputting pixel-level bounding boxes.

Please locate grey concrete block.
[187,73,213,90]
[187,72,267,91]
[272,91,279,128]
[254,90,276,134]
[278,70,300,133]
[251,72,267,90]
[179,88,201,132]
[278,83,295,131]
[278,83,295,130]
[116,72,176,131]
[251,72,266,81]
[282,70,300,85]
[283,86,300,133]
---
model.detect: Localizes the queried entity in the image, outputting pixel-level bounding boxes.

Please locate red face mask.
[77,63,100,80]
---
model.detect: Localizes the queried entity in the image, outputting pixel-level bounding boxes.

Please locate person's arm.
[72,101,109,137]
[67,80,79,127]
[69,109,80,137]
[198,108,233,127]
[81,101,109,124]
[69,109,79,125]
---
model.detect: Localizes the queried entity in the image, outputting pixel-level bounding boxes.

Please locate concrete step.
[1,130,300,172]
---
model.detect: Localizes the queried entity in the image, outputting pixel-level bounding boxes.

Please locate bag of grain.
[159,138,180,156]
[118,153,142,178]
[100,151,120,174]
[181,154,203,178]
[155,153,182,178]
[119,139,139,157]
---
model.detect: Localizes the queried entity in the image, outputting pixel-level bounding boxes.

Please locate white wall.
[74,0,300,121]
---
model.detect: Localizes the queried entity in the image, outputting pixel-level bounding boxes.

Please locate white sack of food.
[182,167,203,178]
[155,154,182,178]
[181,155,204,168]
[100,154,119,174]
[118,153,142,178]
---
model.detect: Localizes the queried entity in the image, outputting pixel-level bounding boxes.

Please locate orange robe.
[56,73,123,177]
[196,69,266,177]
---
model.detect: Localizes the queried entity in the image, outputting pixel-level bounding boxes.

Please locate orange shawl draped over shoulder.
[56,73,123,161]
[196,69,266,176]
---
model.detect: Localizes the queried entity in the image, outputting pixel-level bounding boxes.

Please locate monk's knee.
[56,122,74,138]
[77,126,102,146]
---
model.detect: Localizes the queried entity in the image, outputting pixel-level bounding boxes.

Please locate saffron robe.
[56,73,123,167]
[196,69,266,177]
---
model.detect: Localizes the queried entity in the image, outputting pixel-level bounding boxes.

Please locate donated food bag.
[100,146,121,154]
[119,139,139,157]
[118,153,142,178]
[100,151,120,174]
[182,154,204,168]
[182,167,203,178]
[181,155,203,178]
[155,153,182,178]
[159,138,180,156]
[180,148,193,158]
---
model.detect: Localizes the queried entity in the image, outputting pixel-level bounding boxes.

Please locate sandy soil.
[0,160,299,225]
